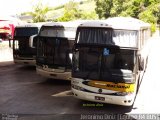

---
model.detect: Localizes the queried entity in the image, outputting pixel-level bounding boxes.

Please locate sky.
[0,0,81,16]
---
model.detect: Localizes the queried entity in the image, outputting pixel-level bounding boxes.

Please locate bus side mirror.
[138,55,144,71]
[29,34,38,48]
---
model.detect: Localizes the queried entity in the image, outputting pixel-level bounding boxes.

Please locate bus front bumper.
[14,59,36,66]
[72,88,135,106]
[36,68,72,80]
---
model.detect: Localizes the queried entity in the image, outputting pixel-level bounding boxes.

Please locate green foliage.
[95,0,113,19]
[80,11,98,20]
[53,5,65,10]
[94,0,160,33]
[56,1,79,21]
[56,1,98,21]
[28,1,51,22]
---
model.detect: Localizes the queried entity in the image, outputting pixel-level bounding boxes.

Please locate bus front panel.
[36,37,74,80]
[13,27,38,65]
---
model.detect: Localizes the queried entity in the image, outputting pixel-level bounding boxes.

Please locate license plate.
[95,96,105,101]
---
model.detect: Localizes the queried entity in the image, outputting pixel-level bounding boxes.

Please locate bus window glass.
[77,28,113,44]
[73,46,137,83]
[40,27,76,39]
[13,27,38,56]
[37,37,73,69]
[14,27,38,37]
[113,30,138,47]
[76,28,138,47]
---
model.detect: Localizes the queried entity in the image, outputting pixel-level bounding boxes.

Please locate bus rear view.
[36,22,78,80]
[13,23,39,65]
[71,17,151,106]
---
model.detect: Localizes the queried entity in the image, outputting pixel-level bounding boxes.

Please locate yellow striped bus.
[71,17,151,106]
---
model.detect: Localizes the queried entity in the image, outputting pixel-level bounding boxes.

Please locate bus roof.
[78,17,150,30]
[39,21,80,38]
[15,22,46,28]
[41,21,83,28]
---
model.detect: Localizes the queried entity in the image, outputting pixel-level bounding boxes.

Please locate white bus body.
[71,17,151,106]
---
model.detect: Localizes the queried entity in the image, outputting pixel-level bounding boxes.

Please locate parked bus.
[13,23,42,65]
[36,22,79,80]
[0,21,12,40]
[71,17,151,106]
[0,15,23,41]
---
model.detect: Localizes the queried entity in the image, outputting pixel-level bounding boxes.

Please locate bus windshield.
[76,28,138,48]
[72,45,137,83]
[14,27,38,37]
[13,27,39,57]
[37,37,74,69]
[39,26,76,39]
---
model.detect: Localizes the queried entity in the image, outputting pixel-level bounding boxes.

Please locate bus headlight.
[116,92,133,96]
[72,84,84,91]
[71,80,79,85]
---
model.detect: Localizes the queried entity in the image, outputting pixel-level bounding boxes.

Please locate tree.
[94,0,160,32]
[57,1,80,21]
[80,11,98,20]
[138,1,160,32]
[56,1,98,21]
[95,0,113,19]
[28,1,51,22]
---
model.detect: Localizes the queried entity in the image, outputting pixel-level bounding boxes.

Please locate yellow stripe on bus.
[88,81,135,92]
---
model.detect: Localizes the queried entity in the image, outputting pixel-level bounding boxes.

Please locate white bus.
[13,23,42,65]
[36,22,80,80]
[71,17,151,106]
